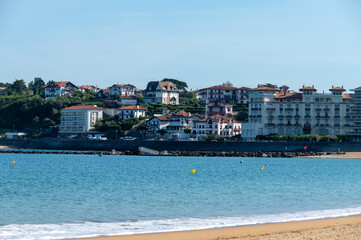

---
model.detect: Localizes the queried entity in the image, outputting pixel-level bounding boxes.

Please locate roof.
[249,87,279,91]
[118,106,146,110]
[154,116,169,121]
[63,105,103,110]
[279,85,289,89]
[238,87,251,90]
[356,87,361,90]
[329,86,345,91]
[78,85,96,89]
[299,86,317,91]
[201,86,238,91]
[195,115,239,123]
[0,87,6,90]
[44,81,75,88]
[275,92,302,99]
[100,89,109,94]
[135,89,144,92]
[158,81,178,91]
[226,105,233,108]
[109,84,135,88]
[343,93,353,99]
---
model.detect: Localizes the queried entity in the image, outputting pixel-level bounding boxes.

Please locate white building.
[78,85,100,93]
[59,105,103,137]
[44,81,78,99]
[5,132,27,139]
[205,100,233,116]
[118,106,146,119]
[143,81,179,105]
[349,87,361,136]
[192,115,241,138]
[108,84,136,97]
[198,86,250,104]
[146,116,169,133]
[242,85,351,140]
[118,96,138,106]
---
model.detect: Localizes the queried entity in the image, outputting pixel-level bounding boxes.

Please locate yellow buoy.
[10,161,15,165]
[260,166,264,171]
[190,169,196,174]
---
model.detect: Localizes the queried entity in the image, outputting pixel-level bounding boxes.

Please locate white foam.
[1,206,361,240]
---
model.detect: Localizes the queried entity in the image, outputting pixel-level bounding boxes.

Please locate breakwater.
[0,138,358,153]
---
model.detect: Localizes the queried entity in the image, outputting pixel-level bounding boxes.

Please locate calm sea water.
[1,154,361,239]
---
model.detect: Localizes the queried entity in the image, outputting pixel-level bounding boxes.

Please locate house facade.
[205,100,233,116]
[146,116,169,133]
[242,85,351,140]
[118,106,146,119]
[78,85,100,93]
[198,86,250,104]
[108,84,136,97]
[192,116,241,138]
[349,87,361,136]
[59,105,103,137]
[143,81,179,105]
[44,81,78,99]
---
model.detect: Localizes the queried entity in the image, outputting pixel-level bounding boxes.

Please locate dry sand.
[302,152,361,159]
[67,215,361,240]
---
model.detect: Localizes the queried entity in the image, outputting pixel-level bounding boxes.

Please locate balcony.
[277,123,285,126]
[305,108,311,111]
[305,115,311,118]
[266,107,276,111]
[294,115,300,118]
[335,107,340,111]
[315,108,322,111]
[324,108,330,111]
[286,115,293,118]
[251,108,261,111]
[278,115,285,118]
[293,123,301,127]
[268,116,275,119]
[265,123,275,126]
[334,116,340,118]
[334,124,340,127]
[285,108,293,111]
[345,116,351,119]
[324,116,330,119]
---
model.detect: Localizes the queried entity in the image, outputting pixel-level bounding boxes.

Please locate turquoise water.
[1,154,361,239]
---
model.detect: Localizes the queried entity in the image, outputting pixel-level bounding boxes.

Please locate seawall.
[0,138,358,153]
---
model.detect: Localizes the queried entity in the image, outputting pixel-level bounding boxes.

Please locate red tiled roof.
[279,85,289,89]
[329,86,345,91]
[155,116,169,121]
[343,93,353,99]
[118,106,146,110]
[202,86,238,90]
[299,86,317,91]
[275,92,302,99]
[158,81,179,91]
[249,87,279,91]
[238,87,251,90]
[101,89,109,93]
[110,84,135,88]
[63,105,103,110]
[78,85,95,89]
[44,81,70,88]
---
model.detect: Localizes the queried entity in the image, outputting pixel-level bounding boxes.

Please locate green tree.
[11,79,28,95]
[161,78,188,91]
[28,78,45,95]
[221,81,234,87]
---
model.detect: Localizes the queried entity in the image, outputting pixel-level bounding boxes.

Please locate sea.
[1,153,361,240]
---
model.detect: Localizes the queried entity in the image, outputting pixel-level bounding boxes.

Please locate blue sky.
[1,0,361,91]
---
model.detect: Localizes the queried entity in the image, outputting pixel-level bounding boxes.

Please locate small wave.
[1,206,361,240]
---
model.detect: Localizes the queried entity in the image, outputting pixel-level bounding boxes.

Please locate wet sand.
[302,152,361,159]
[67,215,361,240]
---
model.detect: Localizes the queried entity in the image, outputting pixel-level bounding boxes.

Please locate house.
[118,95,138,106]
[118,106,146,119]
[43,81,78,99]
[143,81,179,105]
[0,87,6,94]
[146,116,170,133]
[78,85,100,93]
[108,84,136,97]
[198,85,250,104]
[59,105,103,137]
[205,100,233,116]
[98,89,110,98]
[192,115,241,138]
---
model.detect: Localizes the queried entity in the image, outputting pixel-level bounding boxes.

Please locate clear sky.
[1,0,361,92]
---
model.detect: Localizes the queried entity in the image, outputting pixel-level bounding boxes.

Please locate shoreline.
[66,215,361,240]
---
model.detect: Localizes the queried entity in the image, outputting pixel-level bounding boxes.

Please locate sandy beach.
[302,152,361,159]
[67,215,361,240]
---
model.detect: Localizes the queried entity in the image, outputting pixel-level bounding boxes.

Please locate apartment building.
[143,81,179,105]
[118,106,146,119]
[198,86,250,104]
[242,85,351,140]
[59,105,103,137]
[44,81,78,99]
[349,87,361,136]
